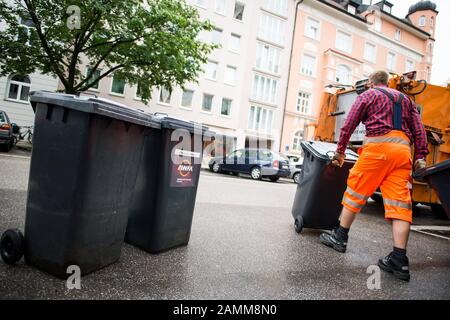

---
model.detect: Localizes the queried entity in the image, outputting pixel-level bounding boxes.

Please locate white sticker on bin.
[175,149,201,158]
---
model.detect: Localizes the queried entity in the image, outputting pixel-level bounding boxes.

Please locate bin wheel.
[294,217,304,234]
[1,229,24,265]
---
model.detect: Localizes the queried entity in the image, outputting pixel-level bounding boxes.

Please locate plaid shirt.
[336,85,428,160]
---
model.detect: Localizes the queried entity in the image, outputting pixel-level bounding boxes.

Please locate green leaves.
[0,0,216,103]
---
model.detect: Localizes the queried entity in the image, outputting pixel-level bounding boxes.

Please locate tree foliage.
[0,0,215,103]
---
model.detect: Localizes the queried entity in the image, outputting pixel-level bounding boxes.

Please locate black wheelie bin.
[125,116,213,253]
[0,91,160,278]
[291,141,358,233]
[413,158,450,219]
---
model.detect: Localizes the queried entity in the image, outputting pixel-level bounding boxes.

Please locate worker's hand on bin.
[331,152,346,167]
[414,159,427,171]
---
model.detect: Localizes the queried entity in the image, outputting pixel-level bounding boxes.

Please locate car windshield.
[228,150,243,158]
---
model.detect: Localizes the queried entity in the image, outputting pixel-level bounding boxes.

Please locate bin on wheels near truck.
[125,117,212,253]
[413,158,450,219]
[0,91,160,278]
[292,141,358,233]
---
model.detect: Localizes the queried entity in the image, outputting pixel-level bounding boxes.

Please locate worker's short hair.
[369,70,389,86]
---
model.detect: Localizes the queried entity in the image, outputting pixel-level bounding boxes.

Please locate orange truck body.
[314,74,450,207]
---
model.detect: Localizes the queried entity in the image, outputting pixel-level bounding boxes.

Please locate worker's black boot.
[319,226,348,253]
[378,249,410,282]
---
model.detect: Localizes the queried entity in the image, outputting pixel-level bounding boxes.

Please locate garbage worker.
[320,70,428,281]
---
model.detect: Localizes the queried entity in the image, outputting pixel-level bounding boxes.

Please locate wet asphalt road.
[0,150,449,300]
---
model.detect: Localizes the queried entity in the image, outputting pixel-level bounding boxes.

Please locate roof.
[317,0,432,37]
[407,1,438,16]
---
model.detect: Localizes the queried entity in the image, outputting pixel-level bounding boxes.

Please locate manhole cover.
[411,226,450,240]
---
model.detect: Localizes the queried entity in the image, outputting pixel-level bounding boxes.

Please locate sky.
[390,0,449,85]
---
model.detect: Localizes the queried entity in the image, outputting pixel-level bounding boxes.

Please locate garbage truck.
[313,71,450,219]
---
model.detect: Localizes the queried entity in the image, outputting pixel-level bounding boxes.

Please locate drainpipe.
[279,0,305,153]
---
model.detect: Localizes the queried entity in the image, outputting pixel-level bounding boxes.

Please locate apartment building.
[280,0,438,155]
[82,0,298,153]
[0,13,59,126]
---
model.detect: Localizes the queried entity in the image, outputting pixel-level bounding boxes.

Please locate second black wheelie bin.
[291,141,358,233]
[7,92,160,278]
[125,116,213,253]
[413,158,450,219]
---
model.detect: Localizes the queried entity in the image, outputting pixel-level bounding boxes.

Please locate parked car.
[286,154,303,184]
[0,110,15,152]
[209,148,290,182]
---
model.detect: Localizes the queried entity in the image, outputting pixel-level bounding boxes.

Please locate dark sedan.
[209,148,290,182]
[0,111,14,152]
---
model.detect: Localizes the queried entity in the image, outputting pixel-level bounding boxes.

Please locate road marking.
[0,153,31,160]
[411,225,450,241]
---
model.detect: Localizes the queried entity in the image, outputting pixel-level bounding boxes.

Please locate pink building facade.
[280,0,438,155]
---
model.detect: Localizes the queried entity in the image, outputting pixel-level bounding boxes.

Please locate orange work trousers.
[342,130,413,223]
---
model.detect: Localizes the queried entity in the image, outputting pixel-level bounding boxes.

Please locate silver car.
[286,154,303,184]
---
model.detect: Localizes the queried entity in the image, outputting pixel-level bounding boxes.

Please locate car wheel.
[269,177,279,182]
[370,193,383,204]
[211,162,221,173]
[1,229,24,265]
[294,217,304,234]
[293,172,301,184]
[430,204,449,220]
[250,166,262,180]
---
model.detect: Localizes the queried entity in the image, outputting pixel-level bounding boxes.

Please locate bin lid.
[156,114,214,137]
[413,158,450,179]
[29,91,161,129]
[301,141,359,162]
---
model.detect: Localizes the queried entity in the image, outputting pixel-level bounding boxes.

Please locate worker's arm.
[408,102,429,161]
[336,93,368,155]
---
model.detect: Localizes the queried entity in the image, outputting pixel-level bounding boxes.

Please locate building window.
[336,64,352,85]
[383,4,392,14]
[259,13,285,46]
[362,0,371,4]
[252,74,278,104]
[17,17,34,46]
[229,33,241,53]
[300,54,316,77]
[7,74,31,102]
[428,42,434,54]
[194,0,207,8]
[211,28,222,45]
[296,91,312,114]
[336,30,352,54]
[224,65,237,85]
[419,15,426,27]
[158,87,171,104]
[305,17,320,40]
[205,61,218,80]
[363,42,376,63]
[221,98,232,116]
[111,75,125,95]
[261,0,288,16]
[347,5,356,15]
[181,90,194,108]
[292,129,304,152]
[395,29,401,41]
[202,94,213,112]
[86,67,101,90]
[215,0,226,14]
[430,16,434,27]
[405,60,415,73]
[386,52,396,70]
[248,105,273,134]
[256,43,281,74]
[233,2,245,21]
